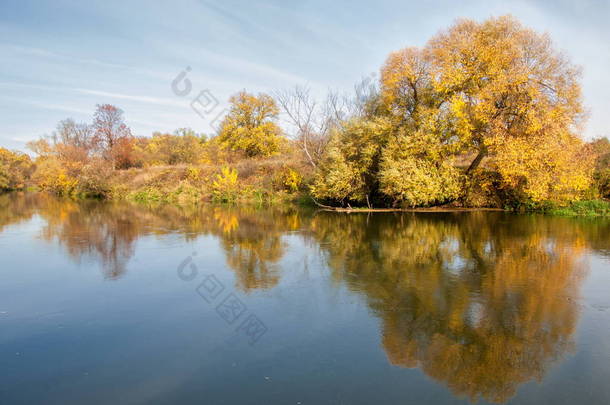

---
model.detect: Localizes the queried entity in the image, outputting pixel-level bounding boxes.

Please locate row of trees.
[23,104,213,196]
[3,15,608,206]
[26,104,134,196]
[29,104,135,169]
[211,15,608,208]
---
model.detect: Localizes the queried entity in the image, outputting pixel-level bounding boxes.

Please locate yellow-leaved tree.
[310,117,392,207]
[314,15,592,207]
[0,147,34,192]
[378,46,464,206]
[217,91,284,158]
[425,15,591,203]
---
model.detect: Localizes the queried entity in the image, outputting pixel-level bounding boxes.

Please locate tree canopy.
[217,91,284,158]
[312,15,592,207]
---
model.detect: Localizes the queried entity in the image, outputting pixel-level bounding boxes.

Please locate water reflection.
[214,208,301,291]
[1,192,609,403]
[1,194,309,287]
[311,212,590,403]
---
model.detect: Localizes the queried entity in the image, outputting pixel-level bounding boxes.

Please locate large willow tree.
[313,15,592,207]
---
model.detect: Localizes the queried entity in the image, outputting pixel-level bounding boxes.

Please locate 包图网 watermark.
[177,252,268,345]
[171,67,228,131]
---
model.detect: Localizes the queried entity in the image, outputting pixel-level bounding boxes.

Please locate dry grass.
[108,156,310,205]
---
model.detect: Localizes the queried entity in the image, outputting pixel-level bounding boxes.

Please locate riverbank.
[320,207,505,213]
[31,157,310,206]
[8,186,609,217]
[321,202,610,216]
[6,155,609,217]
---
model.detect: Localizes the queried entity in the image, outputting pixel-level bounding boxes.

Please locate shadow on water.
[2,192,609,403]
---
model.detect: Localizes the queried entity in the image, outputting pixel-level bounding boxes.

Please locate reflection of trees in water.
[3,193,610,402]
[0,192,38,233]
[1,193,138,279]
[122,204,303,291]
[311,212,589,403]
[37,196,140,280]
[0,193,304,285]
[215,208,289,291]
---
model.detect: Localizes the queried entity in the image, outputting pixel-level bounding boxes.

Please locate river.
[1,192,609,404]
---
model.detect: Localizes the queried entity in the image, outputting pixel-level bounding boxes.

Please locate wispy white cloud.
[73,88,186,108]
[1,43,172,80]
[0,0,608,151]
[0,82,186,109]
[21,101,91,115]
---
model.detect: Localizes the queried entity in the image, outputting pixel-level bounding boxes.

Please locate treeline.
[2,15,609,208]
[307,15,607,208]
[16,98,303,202]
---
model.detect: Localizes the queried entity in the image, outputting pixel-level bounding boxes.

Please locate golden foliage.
[588,137,610,198]
[310,212,589,403]
[329,14,591,207]
[311,117,391,204]
[211,167,240,202]
[487,132,592,202]
[427,15,586,202]
[273,166,302,193]
[379,130,463,206]
[135,130,207,166]
[217,91,284,158]
[0,147,34,191]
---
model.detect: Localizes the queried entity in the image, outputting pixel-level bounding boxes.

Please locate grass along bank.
[107,158,308,205]
[545,200,610,217]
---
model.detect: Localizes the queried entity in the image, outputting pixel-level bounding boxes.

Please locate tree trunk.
[466,150,486,174]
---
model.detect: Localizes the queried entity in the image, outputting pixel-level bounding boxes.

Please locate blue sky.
[1,0,609,151]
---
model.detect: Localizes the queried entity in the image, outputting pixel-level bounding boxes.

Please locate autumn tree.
[426,16,590,202]
[136,129,206,166]
[0,147,34,191]
[52,119,95,162]
[217,91,284,158]
[312,48,463,207]
[310,117,392,207]
[313,15,592,207]
[26,106,132,196]
[588,137,610,198]
[377,46,465,206]
[92,104,134,168]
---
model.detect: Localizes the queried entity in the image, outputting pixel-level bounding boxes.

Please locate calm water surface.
[1,193,609,404]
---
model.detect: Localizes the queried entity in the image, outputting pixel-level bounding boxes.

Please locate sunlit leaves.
[314,15,590,207]
[218,91,284,158]
[0,147,34,191]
